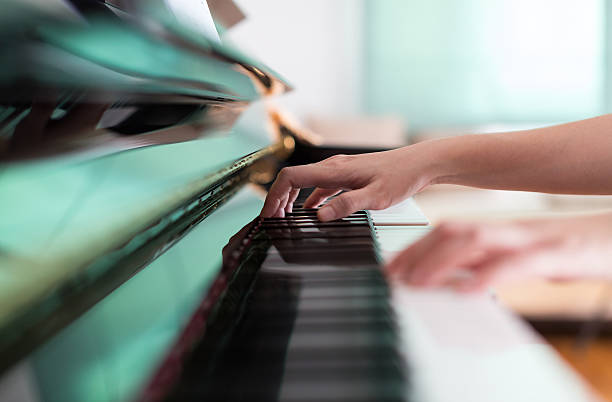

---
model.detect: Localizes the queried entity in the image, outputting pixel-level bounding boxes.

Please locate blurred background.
[229,0,606,137]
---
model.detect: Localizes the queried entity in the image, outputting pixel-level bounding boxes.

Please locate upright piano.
[0,2,601,401]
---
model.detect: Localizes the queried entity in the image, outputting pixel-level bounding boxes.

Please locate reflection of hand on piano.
[260,145,437,221]
[385,213,612,292]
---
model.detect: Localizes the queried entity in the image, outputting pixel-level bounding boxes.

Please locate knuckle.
[277,167,295,184]
[277,167,290,179]
[324,154,349,167]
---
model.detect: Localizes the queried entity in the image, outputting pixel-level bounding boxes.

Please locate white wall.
[225,0,365,119]
[364,0,605,129]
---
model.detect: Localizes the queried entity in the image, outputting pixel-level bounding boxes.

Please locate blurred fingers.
[385,226,452,278]
[453,248,549,292]
[386,222,535,287]
[404,229,480,287]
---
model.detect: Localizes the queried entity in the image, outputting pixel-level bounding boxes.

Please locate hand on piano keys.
[386,214,612,292]
[243,193,597,402]
[260,147,436,221]
[261,150,612,292]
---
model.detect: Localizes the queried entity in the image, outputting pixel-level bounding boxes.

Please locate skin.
[260,114,612,290]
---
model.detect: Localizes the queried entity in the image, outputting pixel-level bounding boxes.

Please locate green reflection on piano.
[27,185,263,402]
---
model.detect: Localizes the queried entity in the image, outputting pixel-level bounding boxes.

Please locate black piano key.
[264,233,373,241]
[260,238,376,249]
[282,355,402,371]
[297,284,389,299]
[261,253,378,266]
[261,221,371,229]
[278,379,405,402]
[258,262,380,274]
[259,233,373,240]
[264,215,368,222]
[259,270,385,282]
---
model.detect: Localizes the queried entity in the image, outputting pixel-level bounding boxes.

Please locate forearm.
[418,114,612,194]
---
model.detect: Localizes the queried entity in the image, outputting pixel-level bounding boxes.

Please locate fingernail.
[318,206,335,222]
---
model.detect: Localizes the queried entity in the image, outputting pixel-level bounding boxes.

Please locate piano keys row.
[136,190,599,402]
[167,207,410,401]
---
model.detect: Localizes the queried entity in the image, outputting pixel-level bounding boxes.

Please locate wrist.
[406,137,460,188]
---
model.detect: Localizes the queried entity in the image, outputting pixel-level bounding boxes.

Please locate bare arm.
[261,114,612,221]
[431,114,612,194]
[260,114,612,289]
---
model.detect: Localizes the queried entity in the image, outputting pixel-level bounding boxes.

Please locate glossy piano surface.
[0,0,291,388]
[3,186,266,402]
[0,0,289,161]
[0,101,274,314]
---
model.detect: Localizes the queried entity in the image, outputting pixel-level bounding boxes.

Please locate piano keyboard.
[151,191,597,402]
[164,202,408,401]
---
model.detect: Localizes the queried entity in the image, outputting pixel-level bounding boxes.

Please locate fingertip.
[302,199,318,209]
[261,194,282,218]
[317,206,336,222]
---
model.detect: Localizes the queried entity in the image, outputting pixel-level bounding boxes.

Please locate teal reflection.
[29,187,263,402]
[0,102,270,329]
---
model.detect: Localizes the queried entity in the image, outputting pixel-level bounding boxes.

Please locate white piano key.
[392,287,600,402]
[368,198,429,226]
[366,200,600,402]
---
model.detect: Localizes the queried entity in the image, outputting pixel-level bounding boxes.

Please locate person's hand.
[385,212,612,291]
[260,145,439,221]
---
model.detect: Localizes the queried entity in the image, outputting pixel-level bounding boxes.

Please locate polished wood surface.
[546,336,612,401]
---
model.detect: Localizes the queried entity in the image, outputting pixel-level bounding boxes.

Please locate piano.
[0,2,601,401]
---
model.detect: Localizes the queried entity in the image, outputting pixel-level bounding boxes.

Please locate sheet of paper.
[164,0,220,42]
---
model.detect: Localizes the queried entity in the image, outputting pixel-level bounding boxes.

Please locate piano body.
[0,2,601,401]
